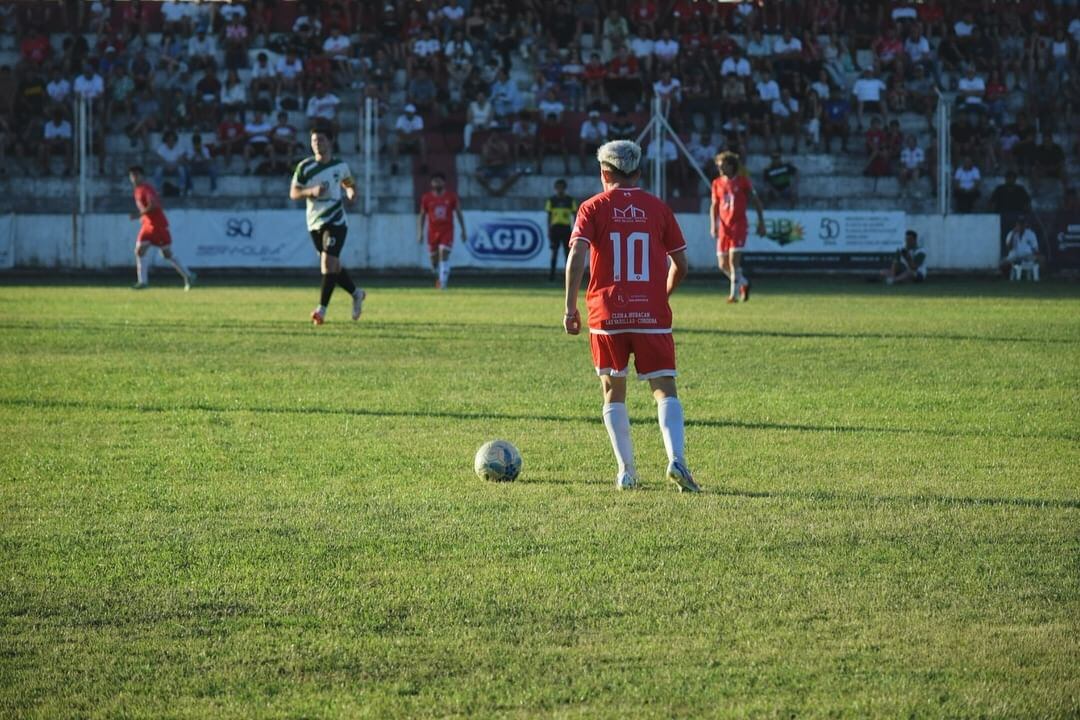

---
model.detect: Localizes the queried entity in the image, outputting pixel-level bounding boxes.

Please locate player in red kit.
[710,151,765,303]
[127,165,195,290]
[417,173,466,289]
[563,140,699,493]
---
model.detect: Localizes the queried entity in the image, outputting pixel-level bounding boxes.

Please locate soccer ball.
[474,440,522,482]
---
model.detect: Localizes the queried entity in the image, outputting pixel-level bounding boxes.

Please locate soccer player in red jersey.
[127,165,195,290]
[710,151,766,303]
[563,140,699,493]
[417,172,466,290]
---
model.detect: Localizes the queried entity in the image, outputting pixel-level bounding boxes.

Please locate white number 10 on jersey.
[610,231,650,282]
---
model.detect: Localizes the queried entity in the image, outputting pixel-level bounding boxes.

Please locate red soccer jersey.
[420,190,459,233]
[711,175,753,234]
[570,187,686,333]
[133,182,168,230]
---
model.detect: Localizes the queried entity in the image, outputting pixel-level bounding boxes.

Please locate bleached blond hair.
[597,140,642,176]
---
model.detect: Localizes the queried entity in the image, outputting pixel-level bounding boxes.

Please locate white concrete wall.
[0,212,1002,272]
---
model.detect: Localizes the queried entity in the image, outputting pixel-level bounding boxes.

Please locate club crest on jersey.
[465,218,544,261]
[612,205,646,222]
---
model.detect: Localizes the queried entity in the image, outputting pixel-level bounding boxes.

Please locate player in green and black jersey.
[545,178,578,282]
[289,128,366,325]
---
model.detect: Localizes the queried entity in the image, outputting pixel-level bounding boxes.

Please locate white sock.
[729,269,738,297]
[438,260,451,288]
[136,255,148,284]
[602,402,635,475]
[316,304,327,314]
[735,268,746,288]
[656,396,686,465]
[168,255,190,280]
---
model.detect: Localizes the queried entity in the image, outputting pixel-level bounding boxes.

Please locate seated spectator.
[243,110,273,174]
[750,69,780,146]
[579,110,608,171]
[275,50,304,107]
[645,136,681,193]
[45,68,70,112]
[107,64,135,124]
[305,83,341,140]
[186,132,218,192]
[223,13,250,71]
[956,66,986,111]
[490,68,522,121]
[863,116,891,178]
[323,26,355,85]
[194,67,222,130]
[953,156,982,213]
[390,103,427,173]
[601,7,630,60]
[720,46,751,78]
[872,26,904,72]
[907,63,936,131]
[538,111,570,175]
[999,217,1041,276]
[126,87,160,151]
[73,63,105,111]
[249,53,276,107]
[745,28,771,68]
[154,130,190,196]
[798,84,822,146]
[686,131,717,181]
[409,26,441,76]
[464,90,495,150]
[510,110,538,168]
[898,135,925,195]
[408,67,439,116]
[606,46,641,113]
[20,26,51,67]
[770,88,800,153]
[220,69,247,121]
[187,29,217,70]
[852,67,887,128]
[772,28,803,82]
[653,28,679,70]
[880,230,927,284]
[762,152,798,206]
[474,131,522,196]
[629,0,659,37]
[608,109,637,142]
[652,68,681,113]
[215,109,246,169]
[630,27,655,77]
[582,52,607,108]
[40,108,72,175]
[270,111,300,169]
[1031,134,1066,192]
[161,0,193,36]
[537,89,565,122]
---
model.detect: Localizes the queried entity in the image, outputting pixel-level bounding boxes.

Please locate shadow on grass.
[710,486,1080,511]
[0,318,1074,346]
[2,396,1076,444]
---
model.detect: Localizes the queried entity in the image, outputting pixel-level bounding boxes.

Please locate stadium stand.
[0,0,1077,219]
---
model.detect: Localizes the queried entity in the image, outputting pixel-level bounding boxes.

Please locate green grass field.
[1,276,1078,718]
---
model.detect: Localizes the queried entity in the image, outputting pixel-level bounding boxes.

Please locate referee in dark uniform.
[545,178,578,281]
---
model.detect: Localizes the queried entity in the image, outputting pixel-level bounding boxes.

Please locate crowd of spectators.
[0,0,1075,208]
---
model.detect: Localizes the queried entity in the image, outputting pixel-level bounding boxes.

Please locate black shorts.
[310,224,347,257]
[549,224,571,249]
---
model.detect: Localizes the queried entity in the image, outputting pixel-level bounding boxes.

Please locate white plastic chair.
[1010,259,1040,282]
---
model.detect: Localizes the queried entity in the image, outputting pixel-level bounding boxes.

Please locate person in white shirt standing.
[390,103,427,174]
[953,156,981,213]
[153,130,191,196]
[999,217,1041,276]
[898,135,925,196]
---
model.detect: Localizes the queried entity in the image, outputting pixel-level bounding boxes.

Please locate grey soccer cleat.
[616,471,638,490]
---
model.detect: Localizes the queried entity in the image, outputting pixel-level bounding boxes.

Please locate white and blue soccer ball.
[474,440,522,482]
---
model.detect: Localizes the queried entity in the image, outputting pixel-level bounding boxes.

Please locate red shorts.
[428,227,453,251]
[717,225,747,254]
[137,227,172,247]
[590,331,676,380]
